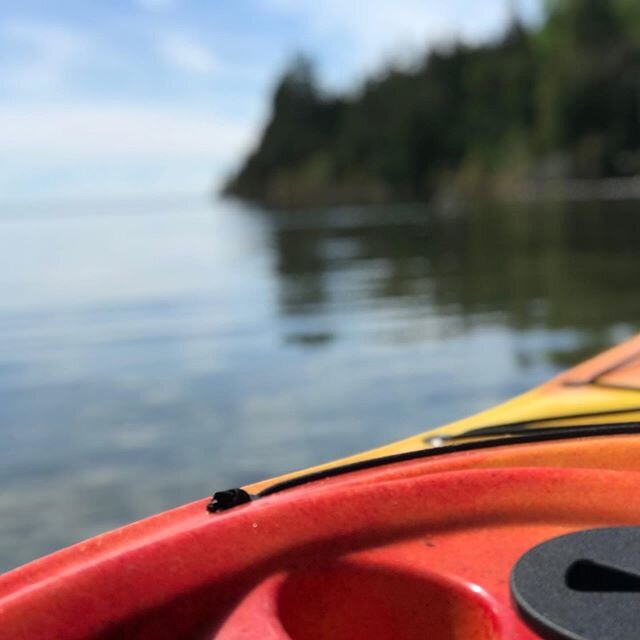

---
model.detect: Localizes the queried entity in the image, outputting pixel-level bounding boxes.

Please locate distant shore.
[224,174,640,210]
[224,3,640,212]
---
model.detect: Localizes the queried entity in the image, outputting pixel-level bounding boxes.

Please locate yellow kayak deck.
[248,334,640,494]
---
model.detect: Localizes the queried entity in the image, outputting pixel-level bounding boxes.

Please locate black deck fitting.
[206,488,255,513]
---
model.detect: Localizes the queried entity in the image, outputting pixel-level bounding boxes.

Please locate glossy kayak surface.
[3,336,640,639]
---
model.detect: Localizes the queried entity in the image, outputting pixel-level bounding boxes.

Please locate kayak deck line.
[207,420,640,512]
[561,343,640,389]
[428,404,640,441]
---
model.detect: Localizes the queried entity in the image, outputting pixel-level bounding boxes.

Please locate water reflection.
[268,200,640,364]
[0,195,637,572]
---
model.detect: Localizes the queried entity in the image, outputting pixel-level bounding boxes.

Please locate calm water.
[0,195,639,572]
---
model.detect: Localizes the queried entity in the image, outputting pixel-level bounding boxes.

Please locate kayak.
[3,336,640,639]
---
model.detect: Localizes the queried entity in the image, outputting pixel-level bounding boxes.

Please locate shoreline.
[224,175,640,210]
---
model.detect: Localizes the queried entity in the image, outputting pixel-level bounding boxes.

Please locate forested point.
[224,0,640,207]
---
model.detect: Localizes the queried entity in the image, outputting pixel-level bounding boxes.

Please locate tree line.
[224,0,640,206]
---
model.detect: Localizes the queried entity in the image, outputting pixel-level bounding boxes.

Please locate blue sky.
[0,0,541,201]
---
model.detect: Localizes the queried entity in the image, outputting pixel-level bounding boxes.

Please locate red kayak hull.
[3,433,640,638]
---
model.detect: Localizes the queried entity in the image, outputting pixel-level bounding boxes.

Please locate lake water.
[0,195,638,572]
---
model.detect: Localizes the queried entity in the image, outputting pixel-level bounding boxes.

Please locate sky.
[0,0,541,202]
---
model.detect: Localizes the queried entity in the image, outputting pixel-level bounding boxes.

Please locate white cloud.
[0,21,91,93]
[158,32,218,74]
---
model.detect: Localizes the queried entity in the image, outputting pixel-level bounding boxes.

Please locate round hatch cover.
[511,527,640,639]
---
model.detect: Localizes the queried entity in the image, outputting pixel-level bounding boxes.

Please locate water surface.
[0,195,638,571]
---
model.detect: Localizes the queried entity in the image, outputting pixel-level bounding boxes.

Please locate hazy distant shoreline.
[224,175,640,211]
